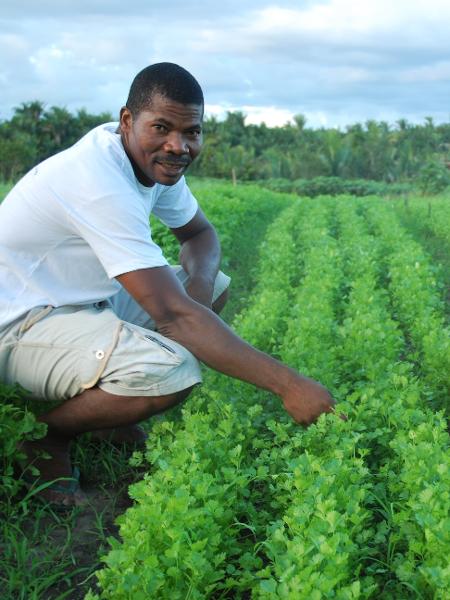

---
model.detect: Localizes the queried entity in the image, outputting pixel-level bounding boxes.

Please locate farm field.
[1,182,449,599]
[89,188,450,599]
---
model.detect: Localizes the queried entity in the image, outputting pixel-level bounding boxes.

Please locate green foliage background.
[1,102,450,191]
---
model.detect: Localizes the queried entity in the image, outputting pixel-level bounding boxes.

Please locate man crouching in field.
[0,63,334,508]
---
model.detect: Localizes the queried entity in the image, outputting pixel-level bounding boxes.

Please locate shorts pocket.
[98,323,187,394]
[142,333,181,359]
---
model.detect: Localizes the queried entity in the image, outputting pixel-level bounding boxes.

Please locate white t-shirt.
[0,123,198,330]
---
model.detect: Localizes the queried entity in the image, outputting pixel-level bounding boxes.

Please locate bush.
[256,176,413,197]
[417,160,450,196]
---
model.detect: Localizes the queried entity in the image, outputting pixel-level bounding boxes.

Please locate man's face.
[119,93,203,186]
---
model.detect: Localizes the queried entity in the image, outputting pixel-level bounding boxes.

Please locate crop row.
[253,200,375,599]
[365,200,449,410]
[229,197,449,598]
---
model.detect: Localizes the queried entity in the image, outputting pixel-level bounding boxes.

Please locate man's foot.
[20,435,87,509]
[28,467,87,510]
[90,424,148,446]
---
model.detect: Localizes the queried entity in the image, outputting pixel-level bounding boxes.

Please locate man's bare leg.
[23,385,193,506]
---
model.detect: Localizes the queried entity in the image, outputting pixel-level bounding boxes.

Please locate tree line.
[1,101,450,192]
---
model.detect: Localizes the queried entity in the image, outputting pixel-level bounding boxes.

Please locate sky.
[1,0,450,129]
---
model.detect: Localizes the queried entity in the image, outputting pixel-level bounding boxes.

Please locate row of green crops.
[87,193,450,599]
[365,201,449,410]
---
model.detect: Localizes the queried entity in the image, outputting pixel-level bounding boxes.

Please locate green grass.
[0,399,146,600]
[1,505,93,600]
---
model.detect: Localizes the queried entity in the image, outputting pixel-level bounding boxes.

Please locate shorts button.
[95,350,105,360]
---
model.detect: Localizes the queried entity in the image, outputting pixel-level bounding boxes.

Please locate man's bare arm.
[170,207,220,307]
[117,266,335,425]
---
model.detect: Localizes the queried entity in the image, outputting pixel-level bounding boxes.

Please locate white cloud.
[206,103,295,127]
[246,0,450,46]
[244,106,295,127]
[1,1,450,126]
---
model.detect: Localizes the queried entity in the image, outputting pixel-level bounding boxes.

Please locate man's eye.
[188,130,201,138]
[153,124,167,132]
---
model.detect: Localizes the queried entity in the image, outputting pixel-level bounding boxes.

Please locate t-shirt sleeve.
[65,191,168,278]
[152,176,199,228]
[55,186,168,279]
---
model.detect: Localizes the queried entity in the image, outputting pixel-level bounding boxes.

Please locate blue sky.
[1,0,450,128]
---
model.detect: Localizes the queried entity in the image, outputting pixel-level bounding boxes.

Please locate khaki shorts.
[0,267,230,402]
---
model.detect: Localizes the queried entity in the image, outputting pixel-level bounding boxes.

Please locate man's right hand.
[280,369,336,426]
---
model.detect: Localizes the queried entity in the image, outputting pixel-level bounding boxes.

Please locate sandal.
[23,466,88,512]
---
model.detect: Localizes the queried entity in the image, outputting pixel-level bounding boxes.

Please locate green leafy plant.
[0,384,46,501]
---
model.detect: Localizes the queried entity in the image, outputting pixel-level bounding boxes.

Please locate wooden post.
[231,168,237,187]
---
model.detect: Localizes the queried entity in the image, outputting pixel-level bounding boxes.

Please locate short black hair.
[126,62,204,115]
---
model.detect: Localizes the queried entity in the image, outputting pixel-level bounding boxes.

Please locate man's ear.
[119,106,133,132]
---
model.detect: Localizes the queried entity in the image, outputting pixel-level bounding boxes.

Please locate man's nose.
[164,132,189,154]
